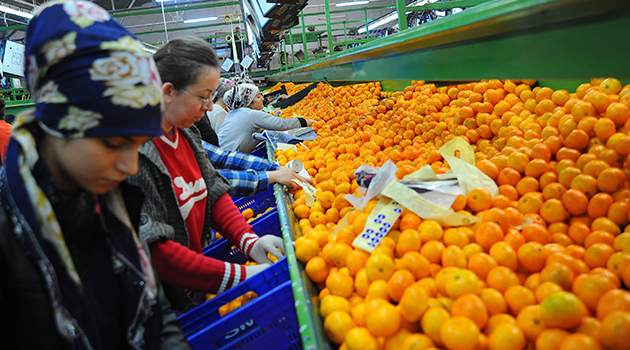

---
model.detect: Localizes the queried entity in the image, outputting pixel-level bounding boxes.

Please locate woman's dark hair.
[153,36,220,90]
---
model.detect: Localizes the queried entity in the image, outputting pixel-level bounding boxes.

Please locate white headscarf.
[223,83,259,110]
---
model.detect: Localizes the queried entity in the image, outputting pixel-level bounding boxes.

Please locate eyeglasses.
[183,89,213,108]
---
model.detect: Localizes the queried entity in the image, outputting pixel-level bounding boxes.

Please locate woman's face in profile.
[163,66,220,129]
[249,92,264,111]
[43,135,150,195]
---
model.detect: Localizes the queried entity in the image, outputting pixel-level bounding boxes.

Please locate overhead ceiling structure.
[0,0,403,71]
[0,0,246,46]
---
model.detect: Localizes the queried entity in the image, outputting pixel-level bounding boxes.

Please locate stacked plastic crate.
[177,146,302,350]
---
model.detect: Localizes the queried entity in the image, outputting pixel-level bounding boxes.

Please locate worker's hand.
[244,263,270,279]
[248,235,285,264]
[267,166,314,189]
[305,119,317,126]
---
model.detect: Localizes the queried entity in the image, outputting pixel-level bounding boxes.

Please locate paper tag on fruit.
[331,208,353,237]
[277,142,298,151]
[439,137,499,197]
[381,180,480,227]
[352,196,404,253]
[293,179,317,206]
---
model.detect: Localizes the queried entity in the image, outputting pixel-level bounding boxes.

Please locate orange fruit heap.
[217,291,258,317]
[284,78,630,350]
[265,82,310,96]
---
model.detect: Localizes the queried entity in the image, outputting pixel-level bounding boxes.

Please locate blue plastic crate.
[250,145,268,159]
[208,188,275,246]
[233,185,276,219]
[186,280,301,350]
[202,208,280,261]
[177,256,291,337]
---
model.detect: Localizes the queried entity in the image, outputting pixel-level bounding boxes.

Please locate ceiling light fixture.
[335,0,369,7]
[357,12,397,33]
[0,4,33,19]
[183,16,218,24]
[357,0,426,33]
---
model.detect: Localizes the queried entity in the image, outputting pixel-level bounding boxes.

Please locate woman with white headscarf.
[207,77,233,131]
[218,83,315,153]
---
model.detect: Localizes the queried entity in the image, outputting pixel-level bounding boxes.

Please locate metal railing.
[273,0,490,72]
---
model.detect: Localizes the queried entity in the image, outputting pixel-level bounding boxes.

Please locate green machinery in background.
[262,0,630,92]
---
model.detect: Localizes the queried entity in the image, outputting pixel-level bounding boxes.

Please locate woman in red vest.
[126,37,284,311]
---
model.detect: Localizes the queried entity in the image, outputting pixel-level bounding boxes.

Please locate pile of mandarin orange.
[264,81,311,96]
[274,78,630,350]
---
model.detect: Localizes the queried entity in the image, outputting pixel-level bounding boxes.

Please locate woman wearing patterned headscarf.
[218,83,315,153]
[0,1,189,349]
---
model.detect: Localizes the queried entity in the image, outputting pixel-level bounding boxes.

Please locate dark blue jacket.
[0,167,190,350]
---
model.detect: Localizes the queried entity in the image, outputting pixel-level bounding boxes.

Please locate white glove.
[248,235,285,264]
[245,263,270,279]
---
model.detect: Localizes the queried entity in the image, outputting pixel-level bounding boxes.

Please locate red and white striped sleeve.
[149,239,247,293]
[210,193,260,259]
[217,261,247,294]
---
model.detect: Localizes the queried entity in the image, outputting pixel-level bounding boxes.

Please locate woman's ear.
[162,82,175,103]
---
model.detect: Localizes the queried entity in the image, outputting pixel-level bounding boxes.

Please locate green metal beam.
[301,10,308,61]
[0,24,26,32]
[3,99,34,117]
[303,4,394,17]
[286,19,374,43]
[298,18,376,31]
[111,2,239,18]
[286,30,326,44]
[330,19,375,26]
[406,0,490,12]
[396,0,407,30]
[134,20,242,36]
[149,33,244,46]
[284,18,377,44]
[249,68,283,77]
[324,0,333,49]
[352,0,492,34]
[273,184,335,350]
[289,31,295,66]
[338,37,375,46]
[267,0,630,83]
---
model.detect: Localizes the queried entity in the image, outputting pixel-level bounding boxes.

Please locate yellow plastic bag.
[438,137,499,197]
[350,137,499,251]
[380,137,498,227]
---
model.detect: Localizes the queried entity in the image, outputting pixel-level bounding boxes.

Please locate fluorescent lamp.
[336,0,369,7]
[183,16,218,24]
[357,0,426,33]
[358,12,397,33]
[0,4,33,19]
[143,47,156,54]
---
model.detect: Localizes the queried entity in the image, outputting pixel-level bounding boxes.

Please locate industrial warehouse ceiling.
[0,0,397,49]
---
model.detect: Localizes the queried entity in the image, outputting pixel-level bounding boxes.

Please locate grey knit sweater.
[125,126,231,310]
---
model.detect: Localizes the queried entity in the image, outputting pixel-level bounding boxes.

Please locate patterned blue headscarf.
[24,0,164,138]
[1,2,166,347]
